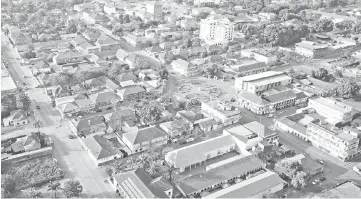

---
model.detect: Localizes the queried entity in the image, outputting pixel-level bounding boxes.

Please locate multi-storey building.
[307,122,360,161]
[308,97,357,125]
[146,1,163,21]
[295,41,329,58]
[199,15,234,45]
[171,59,200,77]
[235,71,292,94]
[194,0,221,6]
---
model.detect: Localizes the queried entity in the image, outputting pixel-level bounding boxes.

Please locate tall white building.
[194,0,221,6]
[146,1,163,21]
[199,15,234,45]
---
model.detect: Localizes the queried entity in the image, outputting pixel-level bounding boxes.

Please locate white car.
[267,114,274,118]
[186,138,195,143]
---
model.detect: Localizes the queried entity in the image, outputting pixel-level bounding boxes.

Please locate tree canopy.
[63,180,83,198]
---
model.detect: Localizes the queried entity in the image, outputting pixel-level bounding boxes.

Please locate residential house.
[9,32,32,45]
[83,78,106,93]
[98,75,120,92]
[103,4,117,15]
[311,181,361,198]
[81,135,124,166]
[94,50,118,61]
[144,46,163,57]
[2,110,28,127]
[123,34,143,48]
[77,41,100,54]
[108,107,138,130]
[125,54,150,69]
[159,42,173,50]
[89,91,122,109]
[68,114,107,136]
[115,72,137,84]
[159,119,188,138]
[53,50,87,65]
[74,3,96,12]
[116,49,130,61]
[10,133,42,153]
[32,60,51,74]
[121,126,168,153]
[176,110,205,130]
[171,59,199,77]
[188,46,206,58]
[201,100,242,126]
[117,85,146,102]
[171,48,189,60]
[258,12,277,21]
[111,168,172,198]
[83,12,108,24]
[95,34,121,52]
[235,71,292,94]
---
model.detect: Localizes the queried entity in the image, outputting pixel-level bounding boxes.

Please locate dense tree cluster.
[310,18,334,33]
[311,68,335,82]
[261,24,309,46]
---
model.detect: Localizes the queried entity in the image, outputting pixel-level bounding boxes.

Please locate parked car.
[68,134,76,139]
[267,114,274,118]
[319,177,326,181]
[318,160,325,165]
[186,138,195,143]
[36,105,41,109]
[172,138,179,143]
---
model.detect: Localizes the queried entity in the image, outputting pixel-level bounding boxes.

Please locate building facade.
[199,15,234,45]
[235,71,292,94]
[201,101,242,126]
[307,122,360,161]
[295,41,329,58]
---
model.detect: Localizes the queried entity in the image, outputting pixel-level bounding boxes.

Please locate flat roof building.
[308,97,357,125]
[235,71,291,94]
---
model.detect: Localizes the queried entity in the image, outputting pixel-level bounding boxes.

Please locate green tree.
[67,23,77,34]
[47,182,62,198]
[310,19,334,32]
[291,171,309,189]
[108,63,124,80]
[21,187,43,198]
[137,104,162,125]
[1,174,16,198]
[334,20,355,31]
[159,69,169,80]
[15,91,31,110]
[105,167,113,177]
[275,161,303,178]
[1,94,17,112]
[63,180,83,198]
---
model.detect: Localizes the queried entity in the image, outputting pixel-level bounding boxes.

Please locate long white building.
[199,15,234,45]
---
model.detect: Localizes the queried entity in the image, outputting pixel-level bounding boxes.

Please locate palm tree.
[163,161,176,183]
[47,182,62,198]
[22,187,43,198]
[33,119,43,133]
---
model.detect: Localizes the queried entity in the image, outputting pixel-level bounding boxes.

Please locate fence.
[1,147,53,165]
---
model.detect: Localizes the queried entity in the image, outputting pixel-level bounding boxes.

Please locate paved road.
[2,32,118,198]
[1,32,39,88]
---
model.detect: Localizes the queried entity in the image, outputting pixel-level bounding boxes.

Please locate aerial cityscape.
[1,0,361,198]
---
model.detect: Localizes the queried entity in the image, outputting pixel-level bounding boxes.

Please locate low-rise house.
[176,110,204,130]
[116,49,129,61]
[94,50,118,61]
[171,48,189,60]
[243,121,279,144]
[82,29,101,42]
[117,85,146,102]
[53,50,87,65]
[98,75,120,92]
[10,133,42,153]
[74,2,96,12]
[311,181,361,198]
[3,110,28,127]
[123,34,143,48]
[120,126,168,153]
[108,107,138,130]
[95,34,121,52]
[69,114,107,136]
[32,60,51,74]
[111,168,172,198]
[171,59,199,77]
[81,134,125,166]
[201,100,242,126]
[258,12,277,21]
[159,119,188,138]
[89,91,122,109]
[83,78,106,93]
[144,46,163,57]
[77,41,100,54]
[159,42,173,50]
[125,54,150,69]
[188,46,206,58]
[115,72,137,84]
[9,32,32,45]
